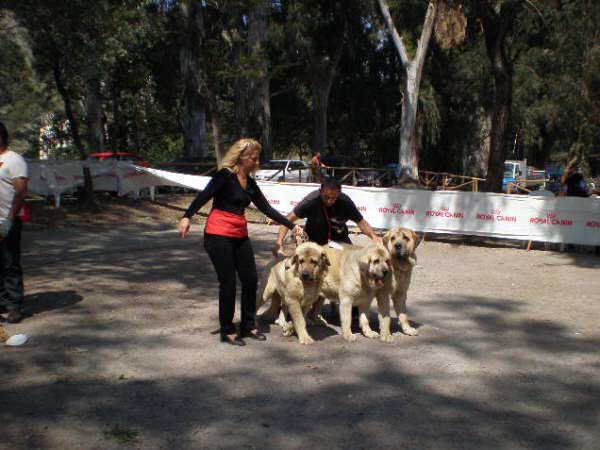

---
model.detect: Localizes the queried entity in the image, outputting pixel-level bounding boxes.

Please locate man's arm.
[273,212,299,256]
[357,219,381,242]
[9,178,28,219]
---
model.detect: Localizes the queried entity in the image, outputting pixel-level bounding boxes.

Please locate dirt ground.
[1,194,599,450]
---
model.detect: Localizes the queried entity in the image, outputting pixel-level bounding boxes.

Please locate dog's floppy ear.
[285,254,299,272]
[320,250,330,268]
[382,230,392,247]
[412,231,424,248]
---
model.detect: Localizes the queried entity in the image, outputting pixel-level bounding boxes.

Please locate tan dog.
[0,324,9,343]
[327,243,393,342]
[381,227,422,340]
[260,242,330,344]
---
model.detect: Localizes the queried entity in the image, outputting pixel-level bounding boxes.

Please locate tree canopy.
[1,0,598,190]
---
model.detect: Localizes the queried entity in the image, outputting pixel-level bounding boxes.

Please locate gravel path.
[1,219,599,450]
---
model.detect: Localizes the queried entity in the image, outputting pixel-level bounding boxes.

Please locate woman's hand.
[178,218,191,238]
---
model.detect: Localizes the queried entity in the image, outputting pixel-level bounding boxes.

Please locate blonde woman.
[178,138,303,346]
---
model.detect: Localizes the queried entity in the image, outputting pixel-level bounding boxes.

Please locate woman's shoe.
[220,334,246,346]
[241,329,267,341]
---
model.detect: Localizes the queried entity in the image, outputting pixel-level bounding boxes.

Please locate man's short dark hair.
[320,176,341,191]
[0,122,8,148]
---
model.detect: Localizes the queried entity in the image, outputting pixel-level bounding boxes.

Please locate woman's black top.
[183,168,295,229]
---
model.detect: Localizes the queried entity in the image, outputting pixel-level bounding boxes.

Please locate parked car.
[254,159,310,182]
[87,152,151,167]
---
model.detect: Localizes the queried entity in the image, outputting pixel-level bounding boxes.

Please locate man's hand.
[292,225,305,237]
[371,234,382,243]
[178,218,191,238]
[0,218,12,238]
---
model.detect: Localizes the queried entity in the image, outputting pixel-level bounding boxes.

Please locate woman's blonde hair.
[219,138,262,173]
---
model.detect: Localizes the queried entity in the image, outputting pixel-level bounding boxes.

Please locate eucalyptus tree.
[173,0,209,160]
[466,0,549,191]
[284,0,351,154]
[376,0,439,181]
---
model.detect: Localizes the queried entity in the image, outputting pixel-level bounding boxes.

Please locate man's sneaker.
[6,310,22,324]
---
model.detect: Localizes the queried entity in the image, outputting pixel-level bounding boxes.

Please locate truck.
[502,159,546,193]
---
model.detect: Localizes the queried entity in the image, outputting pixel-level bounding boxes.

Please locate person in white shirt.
[0,122,28,323]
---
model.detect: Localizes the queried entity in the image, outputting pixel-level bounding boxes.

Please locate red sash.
[205,209,248,238]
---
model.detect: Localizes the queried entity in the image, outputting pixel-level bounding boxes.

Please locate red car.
[87,152,151,167]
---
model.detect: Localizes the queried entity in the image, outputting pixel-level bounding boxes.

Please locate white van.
[254,159,310,183]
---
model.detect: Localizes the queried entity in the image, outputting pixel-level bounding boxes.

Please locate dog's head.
[359,244,391,289]
[382,227,421,265]
[285,242,330,283]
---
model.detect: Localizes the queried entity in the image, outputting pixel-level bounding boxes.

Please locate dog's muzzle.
[370,269,388,286]
[301,271,315,282]
[394,244,410,259]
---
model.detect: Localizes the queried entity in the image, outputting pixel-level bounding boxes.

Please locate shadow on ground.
[1,293,598,450]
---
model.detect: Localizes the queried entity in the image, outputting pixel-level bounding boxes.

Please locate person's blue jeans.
[0,218,23,313]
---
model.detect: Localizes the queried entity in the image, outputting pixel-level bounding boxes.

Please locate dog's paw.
[298,335,315,345]
[402,326,419,336]
[282,322,295,337]
[341,331,357,342]
[380,333,394,343]
[363,329,379,339]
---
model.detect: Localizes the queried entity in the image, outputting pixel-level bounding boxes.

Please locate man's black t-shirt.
[293,190,363,245]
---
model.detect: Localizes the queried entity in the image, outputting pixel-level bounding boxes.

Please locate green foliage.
[0,9,48,154]
[145,135,184,164]
[2,0,598,176]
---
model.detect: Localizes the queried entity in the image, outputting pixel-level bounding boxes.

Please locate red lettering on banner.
[585,220,600,228]
[476,210,517,222]
[378,205,415,215]
[529,211,573,226]
[268,199,280,205]
[426,208,463,219]
[357,206,367,212]
[289,200,299,206]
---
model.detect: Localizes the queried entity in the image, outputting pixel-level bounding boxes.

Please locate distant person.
[562,163,589,197]
[273,176,380,255]
[178,138,303,346]
[310,151,328,182]
[0,122,29,324]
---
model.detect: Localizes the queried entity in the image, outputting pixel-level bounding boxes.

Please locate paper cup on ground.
[5,334,28,346]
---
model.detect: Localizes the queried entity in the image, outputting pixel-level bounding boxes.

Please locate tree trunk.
[182,93,208,159]
[179,1,208,160]
[53,64,84,158]
[481,6,514,192]
[377,0,437,182]
[109,78,124,152]
[310,39,344,154]
[399,64,420,179]
[86,78,104,153]
[311,72,334,154]
[53,62,95,208]
[234,73,249,138]
[486,68,512,192]
[248,0,272,159]
[465,108,491,178]
[206,87,225,165]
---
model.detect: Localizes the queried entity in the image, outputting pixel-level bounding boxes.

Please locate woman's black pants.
[203,233,258,335]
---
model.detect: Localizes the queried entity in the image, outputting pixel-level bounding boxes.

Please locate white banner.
[27,160,160,201]
[29,163,599,246]
[135,166,600,246]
